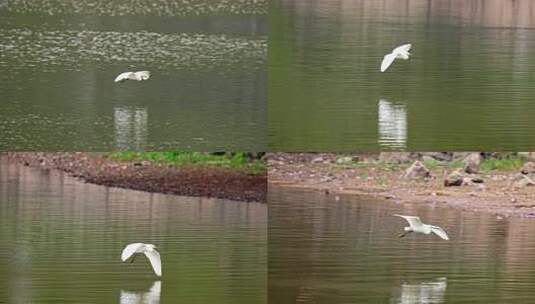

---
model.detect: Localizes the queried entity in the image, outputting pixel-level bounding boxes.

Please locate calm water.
[269,0,535,151]
[269,186,535,303]
[0,1,267,150]
[0,157,267,303]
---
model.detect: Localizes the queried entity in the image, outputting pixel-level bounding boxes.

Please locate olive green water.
[0,0,267,151]
[269,0,535,151]
[0,157,267,303]
[269,187,535,303]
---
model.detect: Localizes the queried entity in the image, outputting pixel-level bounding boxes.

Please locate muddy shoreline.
[6,152,266,203]
[268,153,535,218]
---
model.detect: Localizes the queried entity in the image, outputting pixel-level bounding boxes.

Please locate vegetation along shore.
[268,152,535,218]
[6,152,267,202]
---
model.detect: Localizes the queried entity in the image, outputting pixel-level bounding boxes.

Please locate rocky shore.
[5,152,267,203]
[268,152,535,218]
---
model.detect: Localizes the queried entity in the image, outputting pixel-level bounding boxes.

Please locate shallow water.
[0,157,267,303]
[269,186,535,303]
[0,1,267,150]
[269,0,535,151]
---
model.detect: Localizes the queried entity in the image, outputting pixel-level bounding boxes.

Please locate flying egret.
[394,214,450,240]
[115,71,151,83]
[380,44,412,72]
[121,243,162,276]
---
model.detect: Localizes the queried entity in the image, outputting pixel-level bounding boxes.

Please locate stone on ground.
[511,173,535,188]
[463,153,481,174]
[445,168,464,187]
[379,152,416,164]
[521,162,535,175]
[404,161,431,179]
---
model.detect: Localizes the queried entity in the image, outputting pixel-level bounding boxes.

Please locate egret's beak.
[398,233,406,238]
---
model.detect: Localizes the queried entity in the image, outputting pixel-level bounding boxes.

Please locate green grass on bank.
[480,157,524,172]
[333,154,525,173]
[424,156,524,173]
[422,159,464,170]
[410,157,524,173]
[107,152,266,175]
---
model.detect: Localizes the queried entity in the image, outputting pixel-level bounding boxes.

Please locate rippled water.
[0,2,266,150]
[269,187,535,303]
[0,157,267,303]
[269,0,535,151]
[3,0,267,16]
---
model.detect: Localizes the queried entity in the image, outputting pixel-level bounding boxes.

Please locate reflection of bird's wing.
[119,290,140,304]
[393,43,412,55]
[378,99,393,121]
[144,249,162,276]
[431,226,450,240]
[381,53,397,72]
[115,72,133,82]
[134,71,150,80]
[121,243,144,261]
[394,214,423,229]
[146,281,161,304]
[120,282,161,304]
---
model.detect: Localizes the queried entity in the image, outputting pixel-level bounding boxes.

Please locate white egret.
[121,243,162,276]
[380,44,412,72]
[394,214,449,240]
[115,71,151,83]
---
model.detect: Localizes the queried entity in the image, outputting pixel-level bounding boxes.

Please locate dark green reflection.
[269,0,535,151]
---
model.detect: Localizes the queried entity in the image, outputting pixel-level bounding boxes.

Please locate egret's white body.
[115,71,151,82]
[380,44,412,72]
[394,214,449,240]
[121,243,162,276]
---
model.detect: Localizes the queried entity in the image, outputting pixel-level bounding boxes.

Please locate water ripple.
[2,0,267,16]
[0,28,267,72]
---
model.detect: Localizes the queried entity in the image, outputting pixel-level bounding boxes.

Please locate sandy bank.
[6,152,266,203]
[268,153,535,218]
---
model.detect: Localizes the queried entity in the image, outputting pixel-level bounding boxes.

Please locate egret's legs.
[399,231,412,238]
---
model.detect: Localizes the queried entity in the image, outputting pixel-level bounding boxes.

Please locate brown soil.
[268,153,535,218]
[6,152,266,203]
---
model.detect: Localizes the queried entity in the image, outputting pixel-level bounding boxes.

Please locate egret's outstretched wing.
[393,43,411,54]
[381,53,397,72]
[121,243,143,261]
[431,226,450,240]
[115,72,133,83]
[394,214,424,229]
[134,71,150,80]
[144,250,162,277]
